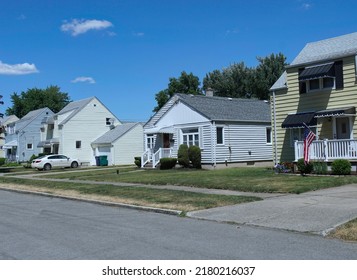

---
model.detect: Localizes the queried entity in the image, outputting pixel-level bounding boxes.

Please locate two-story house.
[4,108,54,162]
[0,115,19,158]
[270,32,357,164]
[39,96,122,165]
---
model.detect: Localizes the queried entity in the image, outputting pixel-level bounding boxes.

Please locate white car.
[31,154,80,171]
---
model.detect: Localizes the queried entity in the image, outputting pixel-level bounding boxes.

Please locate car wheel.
[44,163,52,171]
[71,161,79,168]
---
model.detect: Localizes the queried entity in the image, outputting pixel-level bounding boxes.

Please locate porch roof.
[314,107,355,118]
[145,126,175,134]
[3,140,18,149]
[282,112,316,128]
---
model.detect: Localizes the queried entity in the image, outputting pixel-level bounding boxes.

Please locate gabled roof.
[55,96,95,125]
[270,32,357,91]
[149,94,270,126]
[1,115,19,126]
[92,123,142,145]
[15,107,53,131]
[290,32,357,67]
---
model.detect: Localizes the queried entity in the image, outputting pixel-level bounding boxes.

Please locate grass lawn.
[0,176,260,212]
[43,167,357,194]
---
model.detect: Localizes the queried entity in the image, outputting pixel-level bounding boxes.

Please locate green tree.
[5,85,71,118]
[153,71,202,112]
[203,53,287,100]
[251,53,287,100]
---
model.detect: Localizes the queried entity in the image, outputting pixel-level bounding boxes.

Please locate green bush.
[313,162,328,175]
[159,158,177,170]
[134,156,141,168]
[331,159,351,175]
[188,145,201,169]
[177,144,189,167]
[296,158,313,175]
[0,158,5,166]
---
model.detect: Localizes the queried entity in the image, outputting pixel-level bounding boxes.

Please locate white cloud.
[302,3,312,10]
[61,19,113,36]
[71,76,96,84]
[133,32,145,37]
[0,61,39,75]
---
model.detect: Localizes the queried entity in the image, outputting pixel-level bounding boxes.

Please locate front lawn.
[0,176,260,212]
[43,167,357,194]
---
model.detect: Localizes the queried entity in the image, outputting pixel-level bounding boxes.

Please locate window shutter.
[298,68,306,94]
[334,60,344,90]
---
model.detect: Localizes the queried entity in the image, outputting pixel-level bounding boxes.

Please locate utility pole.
[0,95,4,139]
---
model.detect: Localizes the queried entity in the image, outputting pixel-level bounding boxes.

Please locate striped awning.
[315,107,355,118]
[299,63,335,81]
[282,112,317,128]
[3,140,18,149]
[145,126,175,134]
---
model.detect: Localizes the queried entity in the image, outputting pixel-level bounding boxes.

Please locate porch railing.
[141,148,173,168]
[294,139,357,161]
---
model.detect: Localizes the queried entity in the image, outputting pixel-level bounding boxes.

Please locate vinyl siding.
[272,55,357,162]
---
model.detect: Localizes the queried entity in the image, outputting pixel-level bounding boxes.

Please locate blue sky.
[1,0,357,122]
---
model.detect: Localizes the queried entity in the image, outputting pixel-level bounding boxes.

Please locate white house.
[40,97,121,165]
[143,93,272,168]
[91,122,144,165]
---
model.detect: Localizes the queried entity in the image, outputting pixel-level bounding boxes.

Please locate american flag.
[303,123,316,164]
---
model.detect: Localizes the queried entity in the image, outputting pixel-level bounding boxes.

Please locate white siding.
[112,124,144,165]
[59,98,120,164]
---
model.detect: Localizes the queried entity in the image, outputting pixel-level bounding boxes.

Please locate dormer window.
[299,61,343,93]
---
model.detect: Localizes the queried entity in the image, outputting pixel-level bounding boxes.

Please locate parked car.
[31,154,80,171]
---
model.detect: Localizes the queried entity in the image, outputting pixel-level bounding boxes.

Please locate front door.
[163,133,170,148]
[336,117,351,139]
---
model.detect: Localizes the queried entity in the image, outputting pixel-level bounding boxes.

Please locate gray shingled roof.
[270,32,357,91]
[92,123,140,144]
[56,97,95,125]
[15,107,53,131]
[175,94,271,122]
[290,32,357,67]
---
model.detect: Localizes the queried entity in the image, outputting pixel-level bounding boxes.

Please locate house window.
[299,61,343,94]
[76,141,81,149]
[182,128,199,147]
[289,127,317,147]
[106,118,113,125]
[27,143,33,150]
[266,127,272,144]
[216,127,224,145]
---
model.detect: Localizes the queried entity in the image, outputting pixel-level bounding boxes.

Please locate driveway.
[188,184,357,235]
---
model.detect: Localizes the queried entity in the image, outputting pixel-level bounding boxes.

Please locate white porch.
[141,148,174,168]
[294,139,357,161]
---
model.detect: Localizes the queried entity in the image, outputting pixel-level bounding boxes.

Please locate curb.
[0,187,183,216]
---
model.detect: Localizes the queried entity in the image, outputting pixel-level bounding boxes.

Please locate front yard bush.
[313,162,328,175]
[178,144,189,167]
[0,158,5,166]
[297,158,313,175]
[188,145,201,169]
[331,159,351,175]
[160,158,177,170]
[134,156,141,168]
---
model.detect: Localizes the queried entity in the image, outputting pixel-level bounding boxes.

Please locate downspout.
[272,91,278,165]
[212,121,216,167]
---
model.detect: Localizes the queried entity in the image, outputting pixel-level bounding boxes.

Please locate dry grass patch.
[329,218,357,242]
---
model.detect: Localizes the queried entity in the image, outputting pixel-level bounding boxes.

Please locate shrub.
[160,158,177,170]
[188,145,201,169]
[0,158,5,166]
[177,144,189,167]
[331,159,351,175]
[313,162,328,175]
[296,158,313,175]
[134,156,141,168]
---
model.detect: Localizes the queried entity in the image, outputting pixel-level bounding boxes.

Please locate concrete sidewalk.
[187,184,357,235]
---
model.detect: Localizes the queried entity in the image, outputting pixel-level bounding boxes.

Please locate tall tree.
[251,53,287,100]
[153,71,202,112]
[203,53,287,100]
[6,85,71,118]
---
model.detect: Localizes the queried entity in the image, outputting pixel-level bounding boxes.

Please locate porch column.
[323,139,328,162]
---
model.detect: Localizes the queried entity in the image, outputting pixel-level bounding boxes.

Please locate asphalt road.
[1,190,356,260]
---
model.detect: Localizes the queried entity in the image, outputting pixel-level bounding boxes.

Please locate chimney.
[205,88,214,97]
